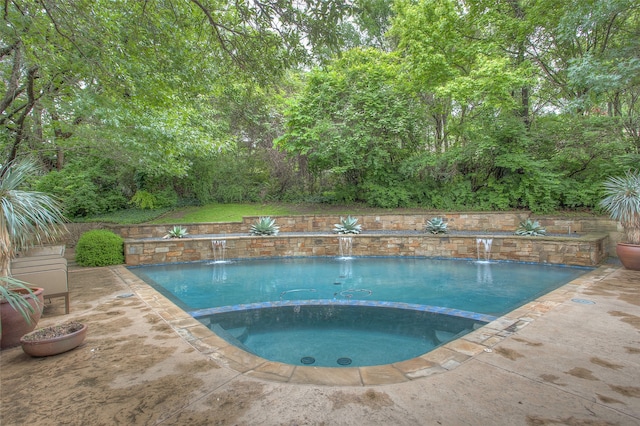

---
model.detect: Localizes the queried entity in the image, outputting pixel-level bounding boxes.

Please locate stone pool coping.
[113,262,612,386]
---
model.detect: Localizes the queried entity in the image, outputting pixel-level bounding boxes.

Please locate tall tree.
[0,0,354,172]
[390,0,531,147]
[276,48,427,206]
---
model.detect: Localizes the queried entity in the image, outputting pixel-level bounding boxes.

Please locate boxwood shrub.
[75,229,125,266]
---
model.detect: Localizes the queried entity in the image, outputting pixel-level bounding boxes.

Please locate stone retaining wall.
[62,212,619,266]
[110,211,612,237]
[125,233,608,267]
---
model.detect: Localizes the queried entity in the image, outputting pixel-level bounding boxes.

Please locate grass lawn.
[149,203,296,224]
[82,203,431,225]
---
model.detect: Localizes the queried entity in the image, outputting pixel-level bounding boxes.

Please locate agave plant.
[425,217,448,234]
[250,217,280,236]
[333,216,362,234]
[163,226,189,239]
[515,219,547,236]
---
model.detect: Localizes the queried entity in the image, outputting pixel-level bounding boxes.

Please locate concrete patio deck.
[1,256,639,425]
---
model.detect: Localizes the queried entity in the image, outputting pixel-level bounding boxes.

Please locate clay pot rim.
[0,287,44,304]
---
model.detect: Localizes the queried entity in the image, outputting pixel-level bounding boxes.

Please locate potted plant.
[20,320,88,357]
[0,277,44,349]
[0,159,67,348]
[600,170,640,270]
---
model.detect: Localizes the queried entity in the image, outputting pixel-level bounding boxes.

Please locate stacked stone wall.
[109,212,616,238]
[125,233,608,267]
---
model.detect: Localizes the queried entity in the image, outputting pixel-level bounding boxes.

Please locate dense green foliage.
[2,1,639,217]
[75,230,125,267]
[277,0,639,211]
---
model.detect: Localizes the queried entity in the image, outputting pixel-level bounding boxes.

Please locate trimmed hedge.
[75,229,125,266]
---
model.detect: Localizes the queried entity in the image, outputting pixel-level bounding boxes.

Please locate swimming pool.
[129,257,590,366]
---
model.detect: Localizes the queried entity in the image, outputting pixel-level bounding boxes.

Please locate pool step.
[210,324,255,355]
[226,326,249,342]
[435,328,476,345]
[199,319,248,342]
[434,330,456,344]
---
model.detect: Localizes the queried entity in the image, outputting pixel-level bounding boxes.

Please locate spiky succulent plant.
[515,219,546,236]
[425,217,448,234]
[163,226,189,239]
[250,217,280,236]
[600,170,640,245]
[333,216,362,234]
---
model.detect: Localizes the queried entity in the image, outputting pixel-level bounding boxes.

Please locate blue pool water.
[129,257,591,366]
[206,304,485,367]
[130,257,589,316]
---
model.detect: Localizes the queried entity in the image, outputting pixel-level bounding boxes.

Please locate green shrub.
[34,161,128,218]
[130,188,178,209]
[362,182,411,208]
[75,230,125,266]
[130,190,159,209]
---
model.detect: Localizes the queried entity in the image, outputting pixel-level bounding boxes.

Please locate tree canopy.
[1,0,638,216]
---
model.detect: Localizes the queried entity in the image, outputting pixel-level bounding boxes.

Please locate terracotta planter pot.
[20,322,88,357]
[616,243,640,271]
[0,287,45,349]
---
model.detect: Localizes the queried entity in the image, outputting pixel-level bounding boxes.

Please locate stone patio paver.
[0,257,638,425]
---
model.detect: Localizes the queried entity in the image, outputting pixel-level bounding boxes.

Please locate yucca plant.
[333,216,362,234]
[163,226,189,239]
[600,170,640,270]
[0,159,66,342]
[515,219,547,236]
[600,170,640,245]
[250,217,280,236]
[425,217,448,234]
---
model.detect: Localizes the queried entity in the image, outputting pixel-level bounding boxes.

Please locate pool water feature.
[338,236,354,259]
[476,238,493,263]
[210,239,228,264]
[128,257,591,367]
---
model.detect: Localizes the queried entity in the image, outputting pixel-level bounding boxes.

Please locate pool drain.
[301,356,316,365]
[337,357,352,366]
